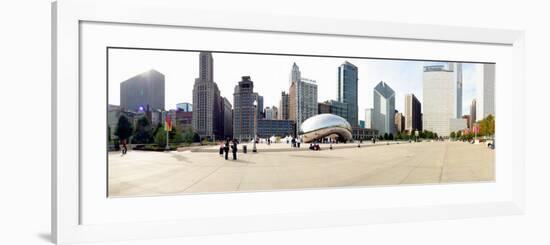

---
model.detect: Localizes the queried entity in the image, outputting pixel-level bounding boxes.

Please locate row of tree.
[112,115,200,147]
[449,114,495,140]
[374,130,439,141]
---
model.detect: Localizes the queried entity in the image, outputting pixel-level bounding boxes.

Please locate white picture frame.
[52,0,525,244]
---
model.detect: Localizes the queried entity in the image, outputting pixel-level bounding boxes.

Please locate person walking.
[219,141,224,157]
[121,139,127,156]
[224,139,230,160]
[231,139,238,160]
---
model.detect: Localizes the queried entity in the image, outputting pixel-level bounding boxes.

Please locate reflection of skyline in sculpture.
[299,114,353,143]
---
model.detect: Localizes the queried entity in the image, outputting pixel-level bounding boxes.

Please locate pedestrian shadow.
[287,154,343,159]
[170,153,191,163]
[223,158,252,164]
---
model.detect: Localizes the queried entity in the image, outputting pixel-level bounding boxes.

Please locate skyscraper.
[470,99,477,127]
[264,106,274,120]
[192,52,222,140]
[422,64,462,137]
[317,100,348,120]
[373,81,396,135]
[338,61,359,126]
[404,93,422,133]
[272,106,278,120]
[288,63,318,135]
[221,97,233,139]
[476,64,496,120]
[449,62,463,118]
[394,111,405,133]
[365,108,374,129]
[279,91,289,120]
[199,52,213,82]
[255,93,264,119]
[290,62,301,86]
[120,69,165,112]
[233,76,256,141]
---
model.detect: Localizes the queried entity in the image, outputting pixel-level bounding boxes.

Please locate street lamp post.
[253,100,257,153]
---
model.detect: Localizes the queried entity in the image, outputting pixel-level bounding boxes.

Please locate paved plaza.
[108,141,495,197]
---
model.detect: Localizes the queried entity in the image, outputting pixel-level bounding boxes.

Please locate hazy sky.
[108,49,480,121]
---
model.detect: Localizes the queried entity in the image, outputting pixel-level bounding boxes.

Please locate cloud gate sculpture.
[299,114,353,143]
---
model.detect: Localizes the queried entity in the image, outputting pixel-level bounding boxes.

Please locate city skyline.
[108,49,484,122]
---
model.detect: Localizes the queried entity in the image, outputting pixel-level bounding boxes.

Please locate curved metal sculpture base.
[299,114,353,143]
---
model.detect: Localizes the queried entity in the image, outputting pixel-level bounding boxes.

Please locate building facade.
[221,97,233,139]
[257,119,295,138]
[278,91,289,120]
[264,106,274,120]
[318,102,331,114]
[255,93,264,119]
[288,63,318,135]
[192,52,223,140]
[176,102,192,112]
[422,65,459,137]
[317,100,348,122]
[365,108,374,129]
[404,93,422,133]
[264,106,278,120]
[394,111,405,133]
[337,61,359,126]
[175,110,193,131]
[373,81,396,135]
[120,69,165,112]
[476,64,496,120]
[450,118,468,133]
[352,127,379,141]
[462,115,471,129]
[470,99,477,127]
[450,63,464,118]
[233,76,256,141]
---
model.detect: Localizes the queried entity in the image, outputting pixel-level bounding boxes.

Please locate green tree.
[114,115,133,142]
[182,128,195,143]
[152,122,162,140]
[169,127,183,144]
[450,131,456,139]
[424,130,433,139]
[383,133,389,140]
[479,114,495,137]
[133,116,153,144]
[154,128,166,147]
[388,133,394,140]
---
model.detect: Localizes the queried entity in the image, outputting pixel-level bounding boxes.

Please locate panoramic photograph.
[107,48,495,197]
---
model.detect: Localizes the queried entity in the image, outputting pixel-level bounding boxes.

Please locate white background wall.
[0,0,548,244]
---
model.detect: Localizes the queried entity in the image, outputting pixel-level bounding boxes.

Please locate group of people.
[219,139,239,160]
[290,137,301,148]
[309,143,321,151]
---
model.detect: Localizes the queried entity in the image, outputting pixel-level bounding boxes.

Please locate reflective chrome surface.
[299,114,352,143]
